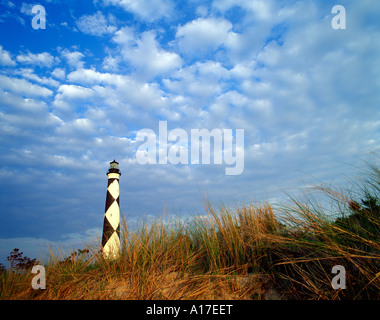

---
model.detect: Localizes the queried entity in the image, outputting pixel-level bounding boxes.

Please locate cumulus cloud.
[0,45,16,66]
[102,0,175,21]
[20,2,35,16]
[114,28,182,79]
[16,68,60,87]
[60,49,85,69]
[0,74,53,98]
[102,55,120,71]
[62,68,168,124]
[16,51,57,68]
[176,17,236,56]
[76,11,117,36]
[55,118,97,137]
[163,60,229,107]
[51,68,66,80]
[213,0,277,21]
[52,84,96,118]
[0,91,49,117]
[67,68,114,84]
[58,84,94,99]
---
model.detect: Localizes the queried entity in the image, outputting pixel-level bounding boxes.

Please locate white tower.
[101,160,121,259]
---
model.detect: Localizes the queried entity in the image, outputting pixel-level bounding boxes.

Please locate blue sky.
[0,0,379,264]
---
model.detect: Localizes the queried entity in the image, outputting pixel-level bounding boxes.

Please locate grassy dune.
[1,157,379,300]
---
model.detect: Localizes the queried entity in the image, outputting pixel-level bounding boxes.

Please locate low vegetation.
[1,155,379,300]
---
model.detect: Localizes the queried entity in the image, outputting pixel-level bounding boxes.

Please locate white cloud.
[20,2,34,16]
[196,5,208,17]
[213,0,276,21]
[55,118,97,136]
[0,45,16,66]
[56,84,94,100]
[52,84,95,116]
[0,90,49,114]
[102,0,175,21]
[66,68,167,118]
[67,68,114,85]
[163,60,229,107]
[0,75,53,98]
[229,61,256,78]
[176,17,235,56]
[60,49,85,69]
[76,11,117,36]
[16,68,60,87]
[16,51,57,68]
[114,28,182,79]
[102,55,120,71]
[113,25,134,44]
[51,68,66,80]
[111,76,166,110]
[0,108,60,137]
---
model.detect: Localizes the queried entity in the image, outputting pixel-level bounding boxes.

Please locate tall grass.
[1,156,379,300]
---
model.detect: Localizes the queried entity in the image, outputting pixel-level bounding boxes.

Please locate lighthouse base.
[102,232,120,260]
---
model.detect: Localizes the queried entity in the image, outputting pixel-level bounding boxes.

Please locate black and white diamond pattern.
[102,176,120,258]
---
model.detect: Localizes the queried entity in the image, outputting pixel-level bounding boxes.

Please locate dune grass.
[1,157,379,300]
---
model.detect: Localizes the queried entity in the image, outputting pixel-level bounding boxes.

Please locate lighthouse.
[102,160,121,259]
